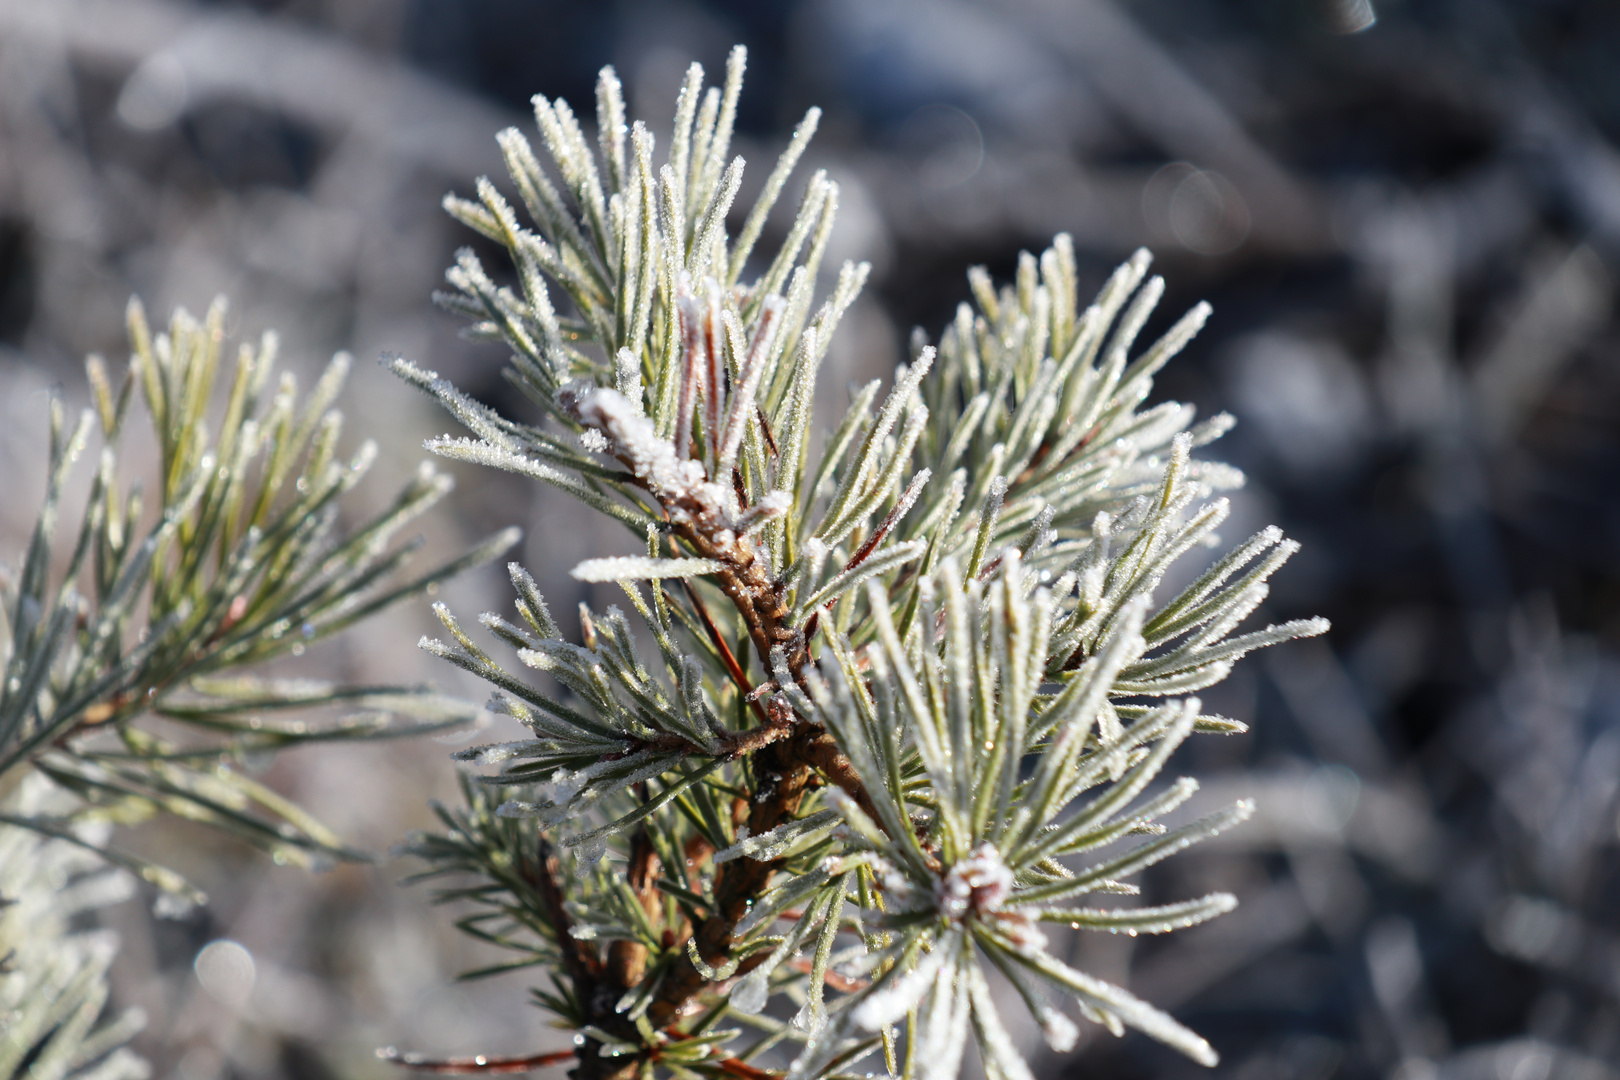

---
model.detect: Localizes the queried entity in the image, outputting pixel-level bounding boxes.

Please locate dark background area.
[2,1,1618,1079]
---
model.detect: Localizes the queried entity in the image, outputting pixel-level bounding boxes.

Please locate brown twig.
[800,730,885,823]
[379,1049,577,1075]
[647,726,818,1024]
[679,578,763,723]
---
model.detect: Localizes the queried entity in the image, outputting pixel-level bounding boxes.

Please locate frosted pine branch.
[0,299,511,905]
[394,43,1328,1080]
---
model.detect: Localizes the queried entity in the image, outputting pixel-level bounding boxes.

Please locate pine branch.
[397,45,1328,1080]
[0,778,152,1080]
[0,299,516,901]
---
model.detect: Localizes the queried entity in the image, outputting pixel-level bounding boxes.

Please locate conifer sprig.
[0,300,518,905]
[0,778,149,1080]
[397,45,1326,1080]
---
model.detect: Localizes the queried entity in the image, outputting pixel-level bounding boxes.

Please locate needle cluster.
[0,300,515,906]
[398,45,1327,1080]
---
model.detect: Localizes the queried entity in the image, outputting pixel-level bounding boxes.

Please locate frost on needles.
[0,301,518,1078]
[0,299,516,898]
[395,45,1328,1080]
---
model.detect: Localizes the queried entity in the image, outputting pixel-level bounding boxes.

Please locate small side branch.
[380,1049,577,1075]
[529,836,600,987]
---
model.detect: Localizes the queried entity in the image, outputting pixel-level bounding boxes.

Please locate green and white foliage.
[790,558,1253,1078]
[0,777,148,1080]
[401,45,1327,1080]
[0,300,517,905]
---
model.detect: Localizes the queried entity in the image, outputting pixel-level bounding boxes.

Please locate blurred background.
[2,1,1619,1078]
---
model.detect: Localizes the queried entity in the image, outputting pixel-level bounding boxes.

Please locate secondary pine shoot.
[0,302,517,1079]
[0,301,516,902]
[395,44,1327,1080]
